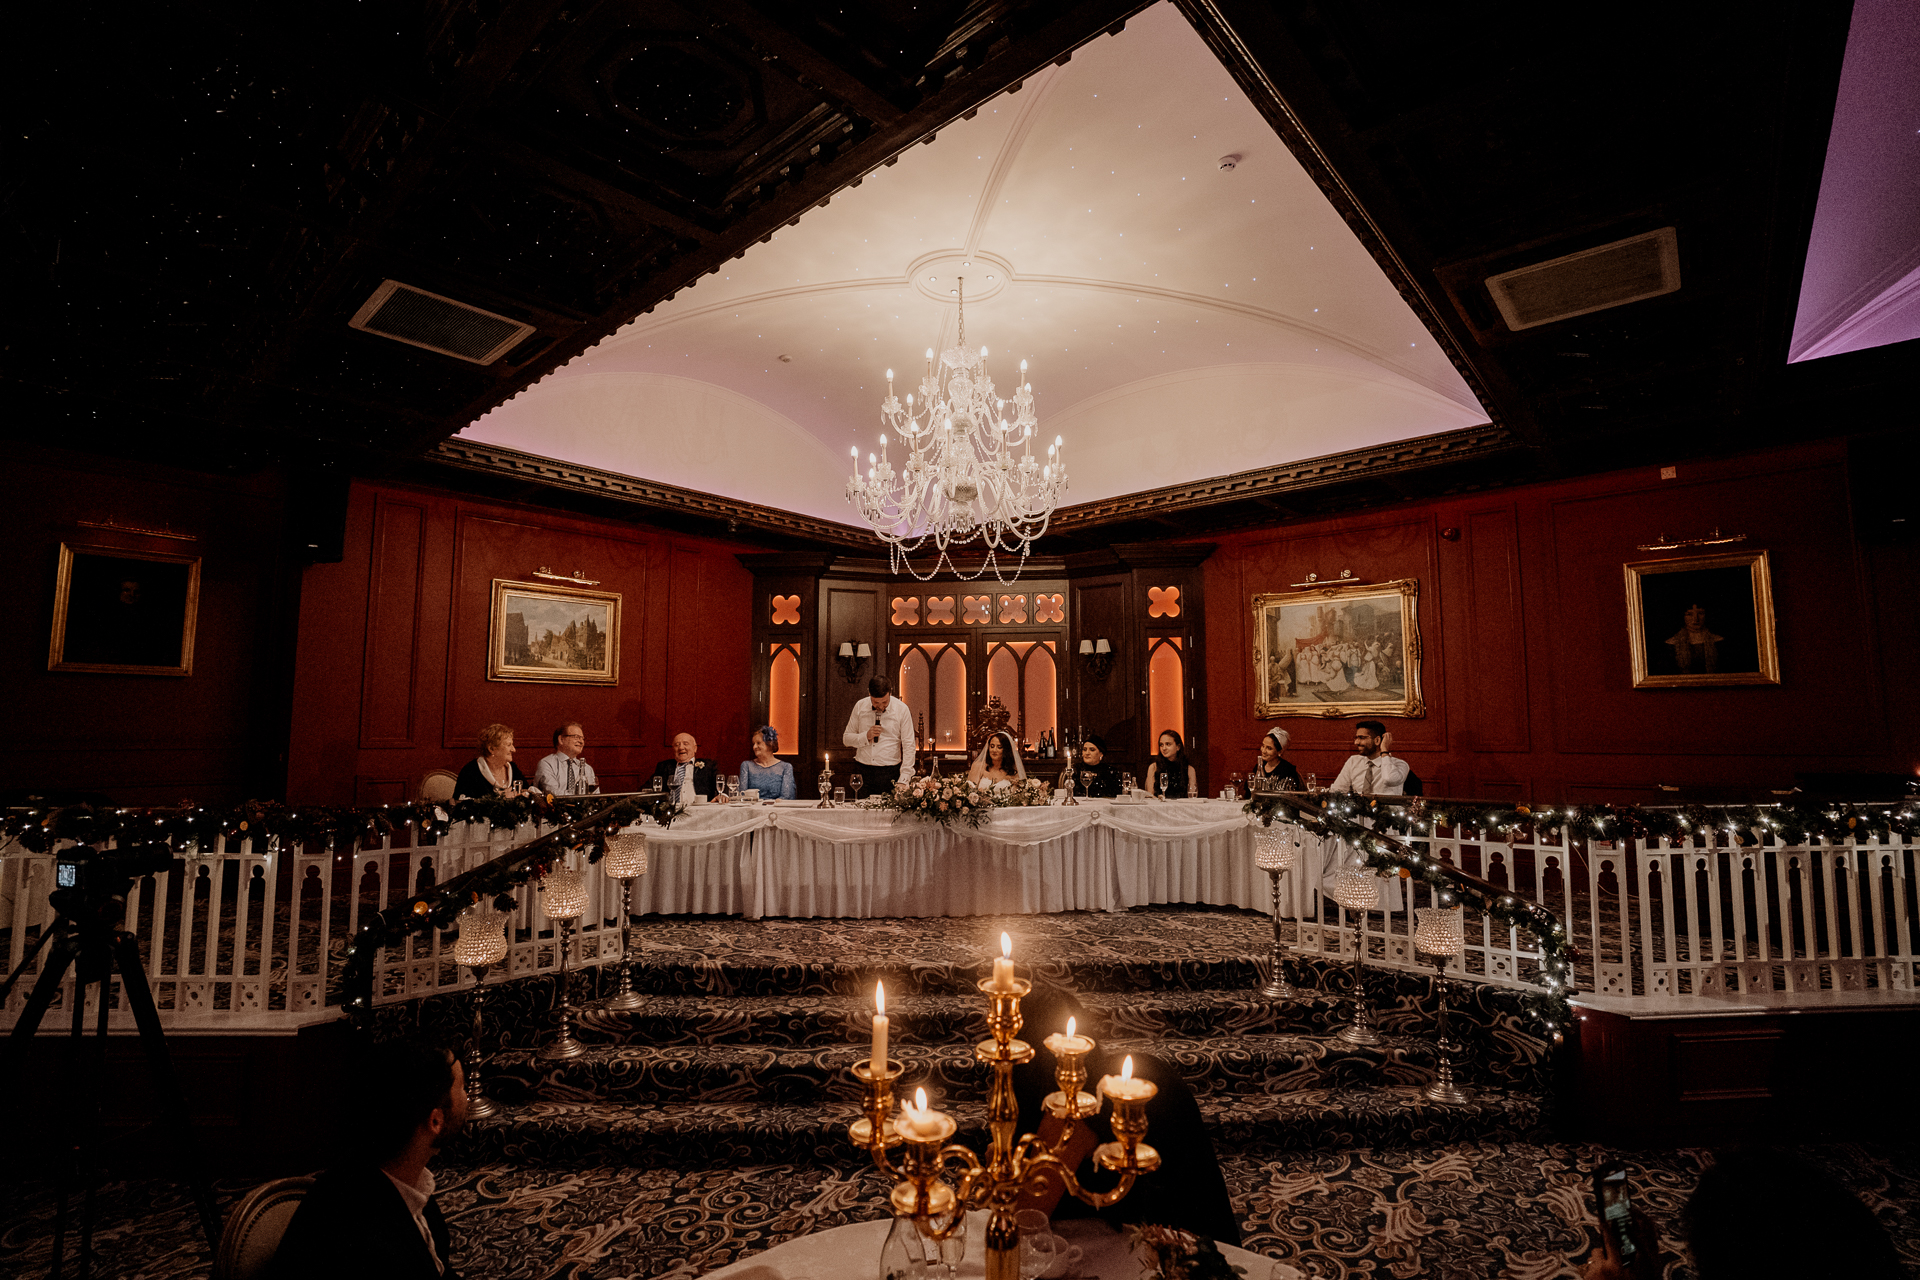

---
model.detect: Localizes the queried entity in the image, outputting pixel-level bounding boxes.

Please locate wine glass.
[849,773,865,804]
[1015,1211,1056,1280]
[1157,769,1170,799]
[934,1209,967,1280]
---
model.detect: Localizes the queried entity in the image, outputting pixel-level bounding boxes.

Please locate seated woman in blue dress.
[738,725,797,800]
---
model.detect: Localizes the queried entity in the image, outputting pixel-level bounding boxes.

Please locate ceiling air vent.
[348,280,536,364]
[1484,227,1680,331]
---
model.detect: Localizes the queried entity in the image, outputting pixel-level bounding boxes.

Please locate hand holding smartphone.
[1592,1162,1655,1280]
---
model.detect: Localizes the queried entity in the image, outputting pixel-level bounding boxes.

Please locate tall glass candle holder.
[601,830,649,1011]
[453,905,510,1118]
[1330,869,1384,1046]
[1413,907,1470,1104]
[1251,823,1300,1000]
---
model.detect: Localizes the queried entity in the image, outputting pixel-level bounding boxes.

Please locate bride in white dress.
[967,730,1026,789]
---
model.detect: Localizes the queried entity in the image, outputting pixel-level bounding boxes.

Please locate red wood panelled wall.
[286,479,755,805]
[1197,439,1919,800]
[6,450,301,806]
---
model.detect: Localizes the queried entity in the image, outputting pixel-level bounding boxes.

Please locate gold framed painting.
[49,542,201,676]
[487,579,621,685]
[1251,577,1425,719]
[1625,550,1778,688]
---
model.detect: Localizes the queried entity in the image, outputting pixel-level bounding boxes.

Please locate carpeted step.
[566,992,992,1049]
[487,1029,1496,1111]
[446,1079,1544,1169]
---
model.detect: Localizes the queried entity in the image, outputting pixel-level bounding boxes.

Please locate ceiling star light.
[846,278,1065,582]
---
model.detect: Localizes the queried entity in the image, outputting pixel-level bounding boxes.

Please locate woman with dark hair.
[738,725,797,800]
[453,723,529,799]
[1250,727,1302,791]
[968,729,1025,787]
[1144,729,1198,799]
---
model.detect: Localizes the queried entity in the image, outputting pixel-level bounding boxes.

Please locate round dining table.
[700,1210,1277,1280]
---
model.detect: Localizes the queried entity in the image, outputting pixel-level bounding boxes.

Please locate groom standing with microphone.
[843,675,917,797]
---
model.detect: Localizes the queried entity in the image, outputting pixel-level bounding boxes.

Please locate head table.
[700,1210,1276,1280]
[619,797,1351,920]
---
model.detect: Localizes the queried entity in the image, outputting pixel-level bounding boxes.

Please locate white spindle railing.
[6,807,1913,1033]
[1279,813,1918,1002]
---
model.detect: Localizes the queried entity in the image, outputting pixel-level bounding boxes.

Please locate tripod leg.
[112,932,222,1257]
[80,975,111,1279]
[6,930,87,1280]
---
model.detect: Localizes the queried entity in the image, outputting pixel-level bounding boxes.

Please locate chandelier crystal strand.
[846,278,1067,583]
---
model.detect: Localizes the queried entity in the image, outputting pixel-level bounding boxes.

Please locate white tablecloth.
[631,799,1285,920]
[702,1210,1270,1280]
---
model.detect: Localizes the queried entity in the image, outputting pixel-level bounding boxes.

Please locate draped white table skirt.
[627,799,1278,919]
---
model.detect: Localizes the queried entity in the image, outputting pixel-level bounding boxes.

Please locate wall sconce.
[837,641,872,684]
[1078,637,1113,682]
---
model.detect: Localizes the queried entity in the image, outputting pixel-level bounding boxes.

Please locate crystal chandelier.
[846,279,1066,582]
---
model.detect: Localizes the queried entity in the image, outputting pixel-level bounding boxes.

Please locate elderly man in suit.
[650,732,718,805]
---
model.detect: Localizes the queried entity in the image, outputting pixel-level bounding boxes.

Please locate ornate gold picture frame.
[49,542,201,676]
[1625,550,1778,688]
[1251,578,1425,719]
[487,579,621,685]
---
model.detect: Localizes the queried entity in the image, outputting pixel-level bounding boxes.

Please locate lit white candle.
[871,980,889,1069]
[897,1086,948,1142]
[1100,1054,1155,1103]
[1043,1015,1092,1058]
[990,931,1016,991]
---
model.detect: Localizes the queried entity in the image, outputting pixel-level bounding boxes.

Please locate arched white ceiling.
[466,2,1489,525]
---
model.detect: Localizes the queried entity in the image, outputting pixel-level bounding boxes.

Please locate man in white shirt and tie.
[842,676,917,797]
[535,722,599,796]
[1327,720,1408,796]
[1322,720,1408,908]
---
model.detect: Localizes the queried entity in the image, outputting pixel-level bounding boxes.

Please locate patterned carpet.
[6,1141,1917,1280]
[5,907,1915,1278]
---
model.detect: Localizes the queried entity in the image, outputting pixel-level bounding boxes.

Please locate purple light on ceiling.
[1789,0,1920,363]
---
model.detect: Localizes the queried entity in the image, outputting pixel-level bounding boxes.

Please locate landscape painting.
[488,579,621,685]
[1251,578,1425,719]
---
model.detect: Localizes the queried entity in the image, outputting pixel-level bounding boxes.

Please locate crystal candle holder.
[601,830,648,1012]
[1330,870,1384,1046]
[1414,907,1470,1104]
[1252,824,1301,1000]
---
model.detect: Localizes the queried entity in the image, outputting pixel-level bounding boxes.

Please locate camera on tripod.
[53,843,186,916]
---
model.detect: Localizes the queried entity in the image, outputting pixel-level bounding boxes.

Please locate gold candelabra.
[849,976,1159,1280]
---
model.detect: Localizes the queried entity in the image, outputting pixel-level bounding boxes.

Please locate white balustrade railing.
[7,806,1913,1034]
[1277,810,1918,1004]
[0,820,637,1034]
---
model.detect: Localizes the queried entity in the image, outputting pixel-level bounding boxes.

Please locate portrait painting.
[1250,578,1425,719]
[49,543,201,676]
[1625,551,1778,688]
[488,579,621,685]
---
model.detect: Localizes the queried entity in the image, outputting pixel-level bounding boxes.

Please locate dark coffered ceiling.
[5,1,1909,551]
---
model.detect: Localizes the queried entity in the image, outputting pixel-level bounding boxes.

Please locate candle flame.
[1066,1017,1076,1038]
[1121,1055,1134,1081]
[1000,931,1012,959]
[876,980,886,1015]
[915,1087,929,1112]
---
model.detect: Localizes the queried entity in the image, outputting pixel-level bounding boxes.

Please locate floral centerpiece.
[871,774,1051,827]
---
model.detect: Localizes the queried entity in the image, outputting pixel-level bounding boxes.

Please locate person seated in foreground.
[452,723,528,799]
[1074,736,1122,798]
[650,733,718,805]
[1144,729,1198,798]
[1583,1146,1903,1280]
[268,1039,467,1279]
[534,721,599,796]
[1250,727,1302,791]
[738,725,796,799]
[968,729,1026,788]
